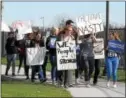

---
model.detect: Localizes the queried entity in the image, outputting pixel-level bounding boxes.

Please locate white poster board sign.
[26,47,46,66]
[1,21,10,32]
[12,20,32,34]
[56,41,77,70]
[94,38,104,59]
[16,33,24,40]
[76,13,104,36]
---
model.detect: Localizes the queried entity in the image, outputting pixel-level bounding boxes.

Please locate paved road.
[1,65,125,97]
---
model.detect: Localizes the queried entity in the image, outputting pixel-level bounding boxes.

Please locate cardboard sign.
[108,40,125,54]
[26,47,46,66]
[12,20,32,34]
[76,13,104,36]
[56,41,77,70]
[16,33,24,40]
[94,38,104,59]
[1,21,10,32]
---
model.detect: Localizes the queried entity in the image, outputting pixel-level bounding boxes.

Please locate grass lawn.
[2,81,71,97]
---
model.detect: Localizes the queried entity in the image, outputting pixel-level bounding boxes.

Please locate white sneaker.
[86,84,91,88]
[75,78,80,84]
[107,82,110,87]
[113,84,117,88]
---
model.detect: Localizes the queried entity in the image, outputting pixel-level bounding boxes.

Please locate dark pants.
[103,66,107,76]
[80,56,94,82]
[24,55,29,78]
[18,54,25,73]
[75,54,82,79]
[93,59,100,84]
[50,55,57,81]
[5,54,16,75]
[31,65,44,81]
[42,52,48,79]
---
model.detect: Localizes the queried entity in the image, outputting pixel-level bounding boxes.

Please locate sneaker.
[12,73,15,76]
[113,84,117,88]
[107,82,110,87]
[86,84,91,88]
[75,78,80,85]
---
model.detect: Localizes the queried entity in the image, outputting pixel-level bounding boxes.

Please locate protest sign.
[108,40,125,54]
[12,20,32,34]
[94,38,104,59]
[76,13,104,36]
[26,47,46,66]
[16,33,24,40]
[1,21,10,32]
[56,41,77,70]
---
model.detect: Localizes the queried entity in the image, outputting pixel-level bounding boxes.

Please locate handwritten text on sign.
[76,13,104,36]
[26,47,46,66]
[94,38,104,59]
[56,41,77,70]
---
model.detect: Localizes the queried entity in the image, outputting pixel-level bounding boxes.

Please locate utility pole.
[124,1,126,70]
[103,1,109,76]
[0,0,2,97]
[40,17,44,32]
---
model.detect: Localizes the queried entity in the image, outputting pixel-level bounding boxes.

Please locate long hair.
[110,31,121,41]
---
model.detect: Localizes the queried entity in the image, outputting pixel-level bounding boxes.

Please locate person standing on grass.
[23,32,35,79]
[106,32,121,88]
[46,27,59,85]
[28,32,45,83]
[5,32,18,76]
[80,33,97,87]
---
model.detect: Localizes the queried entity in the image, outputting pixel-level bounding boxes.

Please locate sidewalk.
[1,65,125,97]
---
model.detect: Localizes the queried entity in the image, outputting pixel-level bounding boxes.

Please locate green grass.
[2,81,71,97]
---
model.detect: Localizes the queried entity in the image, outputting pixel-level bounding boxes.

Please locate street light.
[40,17,44,32]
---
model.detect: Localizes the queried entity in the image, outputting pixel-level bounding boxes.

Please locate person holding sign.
[80,33,97,87]
[46,27,59,85]
[106,32,122,88]
[57,26,75,88]
[27,32,45,82]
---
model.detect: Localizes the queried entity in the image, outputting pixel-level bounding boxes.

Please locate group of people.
[5,19,121,88]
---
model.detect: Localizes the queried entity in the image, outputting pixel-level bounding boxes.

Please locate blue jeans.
[5,54,17,75]
[31,65,44,81]
[50,55,57,81]
[106,57,119,82]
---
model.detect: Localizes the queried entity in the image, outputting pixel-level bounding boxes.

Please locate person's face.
[9,34,14,38]
[27,33,33,40]
[36,33,41,40]
[55,29,59,35]
[109,33,115,40]
[66,24,73,28]
[65,27,73,35]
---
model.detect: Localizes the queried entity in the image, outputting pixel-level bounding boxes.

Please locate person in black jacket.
[17,39,26,74]
[46,27,59,85]
[5,32,18,76]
